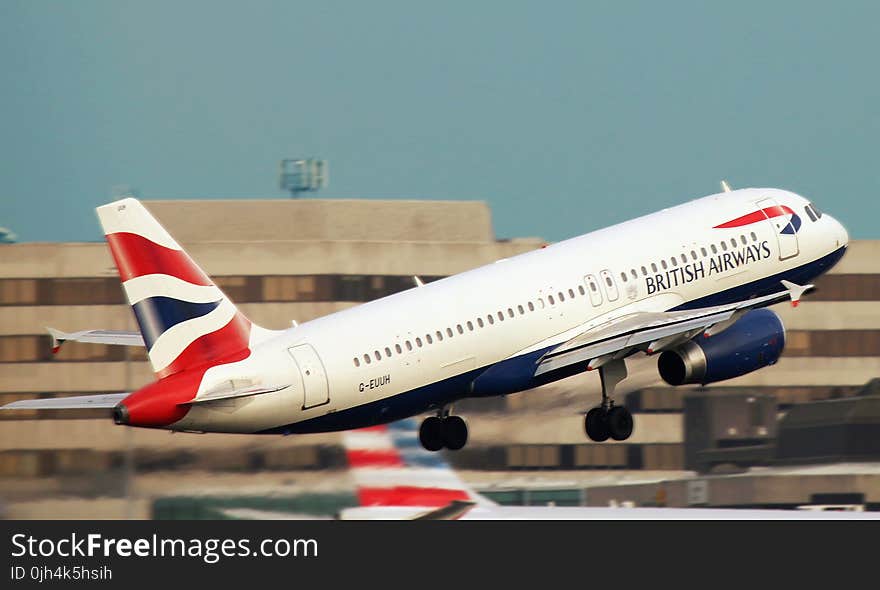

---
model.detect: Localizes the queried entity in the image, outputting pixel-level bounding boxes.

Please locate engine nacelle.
[657,308,785,386]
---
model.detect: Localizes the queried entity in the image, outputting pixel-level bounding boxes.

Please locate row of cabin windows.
[353,284,591,367]
[617,231,760,283]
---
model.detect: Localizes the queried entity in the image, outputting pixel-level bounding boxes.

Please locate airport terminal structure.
[1,198,880,517]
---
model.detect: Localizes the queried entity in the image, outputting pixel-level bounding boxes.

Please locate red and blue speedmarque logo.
[714,205,801,234]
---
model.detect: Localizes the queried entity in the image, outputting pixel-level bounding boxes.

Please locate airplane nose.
[832,216,849,249]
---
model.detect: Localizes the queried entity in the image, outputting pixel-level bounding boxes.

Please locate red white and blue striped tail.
[96,198,256,379]
[342,419,494,513]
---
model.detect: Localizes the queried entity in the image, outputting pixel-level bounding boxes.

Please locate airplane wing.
[535,281,812,377]
[1,393,129,410]
[47,327,144,353]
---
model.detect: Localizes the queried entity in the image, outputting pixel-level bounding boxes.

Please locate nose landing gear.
[419,410,468,451]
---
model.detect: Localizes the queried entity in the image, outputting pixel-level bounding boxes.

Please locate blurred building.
[1,198,879,517]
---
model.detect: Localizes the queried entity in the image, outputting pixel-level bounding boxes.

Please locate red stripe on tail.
[106,232,212,285]
[357,486,470,507]
[155,311,252,379]
[346,449,405,468]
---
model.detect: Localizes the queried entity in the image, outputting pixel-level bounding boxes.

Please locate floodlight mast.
[280,158,328,198]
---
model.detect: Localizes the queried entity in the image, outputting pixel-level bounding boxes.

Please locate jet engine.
[657,308,785,386]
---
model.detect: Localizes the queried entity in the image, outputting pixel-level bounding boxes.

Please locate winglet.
[780,280,813,307]
[46,327,67,355]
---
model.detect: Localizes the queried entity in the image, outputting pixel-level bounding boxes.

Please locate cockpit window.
[809,202,823,218]
[804,205,817,222]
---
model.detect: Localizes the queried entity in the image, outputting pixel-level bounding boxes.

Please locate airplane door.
[288,344,329,409]
[756,197,799,261]
[584,274,603,306]
[599,269,620,302]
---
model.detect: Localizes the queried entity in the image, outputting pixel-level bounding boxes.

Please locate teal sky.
[1,1,878,243]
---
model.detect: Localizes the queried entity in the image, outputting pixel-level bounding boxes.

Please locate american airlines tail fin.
[96,198,269,379]
[339,418,494,519]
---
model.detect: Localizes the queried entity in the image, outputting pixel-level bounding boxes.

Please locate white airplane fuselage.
[164,188,847,434]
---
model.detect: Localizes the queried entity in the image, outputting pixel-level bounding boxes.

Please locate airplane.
[2,187,849,452]
[225,419,880,520]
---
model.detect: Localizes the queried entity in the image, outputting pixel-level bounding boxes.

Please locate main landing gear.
[584,358,634,442]
[419,409,468,452]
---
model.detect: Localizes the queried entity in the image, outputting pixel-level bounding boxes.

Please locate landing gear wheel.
[585,408,610,442]
[442,415,468,451]
[607,406,634,441]
[419,416,445,451]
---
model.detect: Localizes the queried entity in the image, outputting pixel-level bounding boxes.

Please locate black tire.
[585,407,609,442]
[442,415,468,451]
[419,416,445,451]
[607,406,634,441]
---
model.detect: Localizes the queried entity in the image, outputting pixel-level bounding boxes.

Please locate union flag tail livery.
[97,198,253,379]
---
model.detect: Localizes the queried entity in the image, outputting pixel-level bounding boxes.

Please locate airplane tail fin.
[340,418,494,518]
[96,198,262,379]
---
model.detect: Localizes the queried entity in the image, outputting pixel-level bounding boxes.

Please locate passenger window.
[477,318,484,328]
[416,337,423,347]
[558,292,564,302]
[651,263,658,272]
[630,269,638,279]
[518,304,525,314]
[487,314,494,325]
[701,247,708,256]
[406,340,412,351]
[446,328,453,338]
[537,298,545,309]
[670,257,678,267]
[374,351,381,361]
[711,244,717,254]
[661,260,667,270]
[467,321,474,331]
[497,311,504,321]
[457,324,464,334]
[548,295,555,305]
[620,272,627,282]
[641,266,647,276]
[528,302,535,312]
[364,354,371,364]
[426,334,433,344]
[578,285,586,295]
[740,235,747,245]
[721,242,727,252]
[750,232,757,242]
[436,331,443,341]
[730,239,737,248]
[568,288,575,298]
[680,254,687,264]
[508,307,514,318]
[690,250,697,260]
[353,357,360,367]
[395,344,403,354]
[385,347,392,358]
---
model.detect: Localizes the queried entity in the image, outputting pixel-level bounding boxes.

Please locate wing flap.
[1,393,128,410]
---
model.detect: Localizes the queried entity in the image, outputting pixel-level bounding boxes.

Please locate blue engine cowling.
[657,308,785,386]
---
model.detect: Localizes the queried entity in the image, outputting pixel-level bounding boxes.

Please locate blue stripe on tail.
[132,297,221,350]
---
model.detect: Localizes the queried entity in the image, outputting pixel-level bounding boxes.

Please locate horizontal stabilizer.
[183,384,290,405]
[1,393,128,410]
[47,327,144,354]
